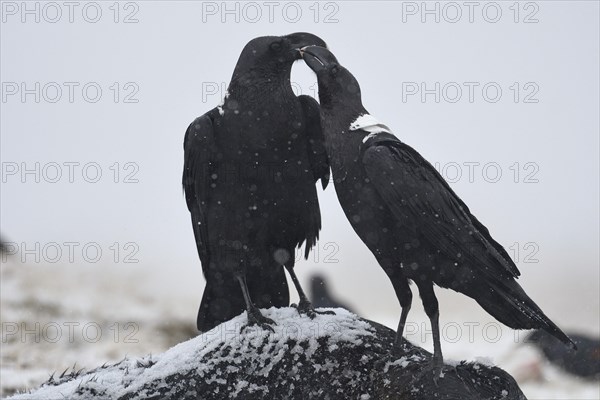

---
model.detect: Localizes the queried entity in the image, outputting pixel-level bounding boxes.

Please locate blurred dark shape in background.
[526,330,600,379]
[0,234,9,255]
[309,274,355,313]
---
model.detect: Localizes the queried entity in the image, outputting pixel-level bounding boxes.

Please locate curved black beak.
[300,45,339,73]
[285,32,327,59]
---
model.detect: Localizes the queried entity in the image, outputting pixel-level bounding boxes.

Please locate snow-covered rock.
[8,307,526,400]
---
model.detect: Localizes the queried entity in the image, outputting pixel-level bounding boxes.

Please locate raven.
[301,45,575,370]
[183,33,330,332]
[525,330,599,379]
[0,236,7,254]
[310,274,354,312]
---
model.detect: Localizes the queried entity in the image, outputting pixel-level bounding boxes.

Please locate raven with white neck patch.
[301,45,575,376]
[183,34,330,333]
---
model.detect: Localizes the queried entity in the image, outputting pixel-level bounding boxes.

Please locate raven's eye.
[270,41,282,52]
[331,65,339,75]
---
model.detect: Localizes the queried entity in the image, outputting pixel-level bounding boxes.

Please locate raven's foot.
[417,357,447,386]
[291,300,335,319]
[392,336,412,353]
[241,308,275,333]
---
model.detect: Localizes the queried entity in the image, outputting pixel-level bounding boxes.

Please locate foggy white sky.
[1,2,598,333]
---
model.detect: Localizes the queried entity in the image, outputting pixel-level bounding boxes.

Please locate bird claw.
[291,301,315,318]
[292,300,334,319]
[392,337,411,353]
[417,358,445,387]
[241,308,276,333]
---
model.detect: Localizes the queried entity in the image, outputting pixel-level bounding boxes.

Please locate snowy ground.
[1,257,598,399]
[6,307,378,399]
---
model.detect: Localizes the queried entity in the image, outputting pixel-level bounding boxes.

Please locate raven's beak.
[300,45,339,73]
[285,32,327,59]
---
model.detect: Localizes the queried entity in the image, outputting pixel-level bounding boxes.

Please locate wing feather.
[361,133,520,280]
[299,95,330,189]
[183,111,218,274]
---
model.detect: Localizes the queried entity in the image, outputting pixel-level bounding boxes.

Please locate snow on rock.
[8,308,527,400]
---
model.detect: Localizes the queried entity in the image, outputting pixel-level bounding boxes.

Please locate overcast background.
[1,1,599,398]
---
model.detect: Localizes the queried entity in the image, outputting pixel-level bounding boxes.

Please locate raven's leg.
[392,278,413,349]
[373,278,413,371]
[284,262,334,318]
[236,274,275,332]
[418,282,443,367]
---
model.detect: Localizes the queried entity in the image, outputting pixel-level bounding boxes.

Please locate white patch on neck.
[349,114,392,143]
[217,91,229,116]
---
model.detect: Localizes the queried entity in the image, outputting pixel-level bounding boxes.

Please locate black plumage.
[183,33,330,332]
[526,330,600,379]
[0,236,7,254]
[301,45,575,367]
[310,274,354,312]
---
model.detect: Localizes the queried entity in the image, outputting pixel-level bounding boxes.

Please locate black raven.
[310,274,354,312]
[301,45,575,370]
[525,330,599,379]
[0,236,7,254]
[183,33,330,332]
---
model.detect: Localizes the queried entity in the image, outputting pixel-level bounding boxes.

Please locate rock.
[9,308,527,400]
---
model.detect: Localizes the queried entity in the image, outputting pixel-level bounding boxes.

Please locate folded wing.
[361,132,520,283]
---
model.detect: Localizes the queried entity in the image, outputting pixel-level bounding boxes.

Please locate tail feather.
[197,281,245,332]
[247,263,290,309]
[197,263,290,332]
[473,279,576,350]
